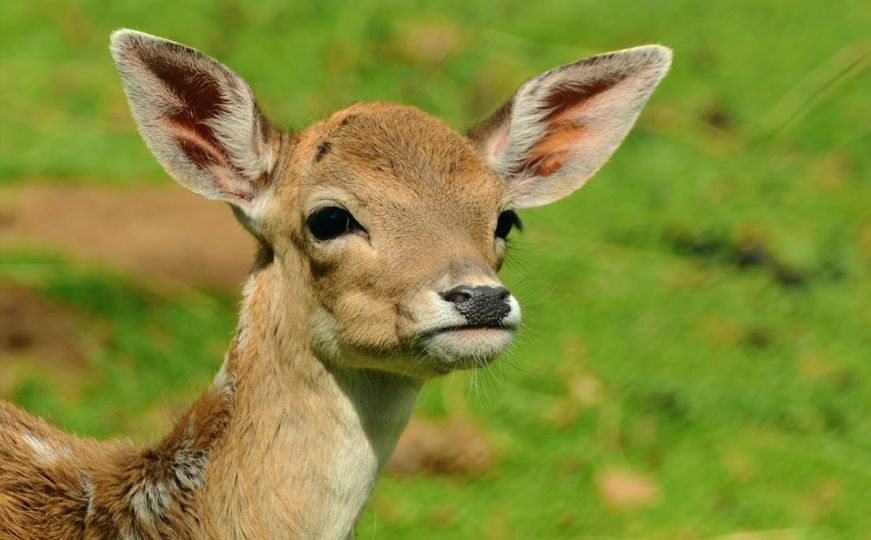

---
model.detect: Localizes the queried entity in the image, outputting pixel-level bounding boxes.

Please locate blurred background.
[1,1,869,538]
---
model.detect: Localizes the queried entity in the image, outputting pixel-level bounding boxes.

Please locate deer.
[0,29,670,539]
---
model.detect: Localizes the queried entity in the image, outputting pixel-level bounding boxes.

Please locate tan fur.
[0,30,669,539]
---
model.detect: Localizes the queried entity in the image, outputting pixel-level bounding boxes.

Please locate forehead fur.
[309,103,502,198]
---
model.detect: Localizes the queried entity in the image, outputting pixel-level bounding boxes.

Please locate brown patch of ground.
[595,465,661,511]
[0,283,93,398]
[0,183,254,289]
[387,415,493,477]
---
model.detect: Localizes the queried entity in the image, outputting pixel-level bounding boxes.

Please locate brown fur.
[0,374,232,539]
[0,30,669,538]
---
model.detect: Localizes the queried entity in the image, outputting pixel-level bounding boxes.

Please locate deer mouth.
[418,322,517,341]
[417,324,517,368]
[433,323,516,334]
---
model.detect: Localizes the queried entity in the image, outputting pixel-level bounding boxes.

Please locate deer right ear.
[110,29,277,214]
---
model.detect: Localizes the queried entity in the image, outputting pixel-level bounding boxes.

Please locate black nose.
[441,285,511,326]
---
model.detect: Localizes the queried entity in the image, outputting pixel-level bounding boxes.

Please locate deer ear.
[110,29,276,214]
[469,45,671,208]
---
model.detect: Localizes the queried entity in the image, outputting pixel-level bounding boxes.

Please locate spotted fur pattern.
[0,371,232,539]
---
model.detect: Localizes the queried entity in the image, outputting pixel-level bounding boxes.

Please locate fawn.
[0,29,670,538]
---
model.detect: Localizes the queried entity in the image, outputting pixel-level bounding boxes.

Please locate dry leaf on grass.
[388,415,493,477]
[595,465,660,510]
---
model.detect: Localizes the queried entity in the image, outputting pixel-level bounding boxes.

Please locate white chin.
[422,327,515,368]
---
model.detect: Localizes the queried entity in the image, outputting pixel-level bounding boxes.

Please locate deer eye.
[495,210,523,239]
[306,206,364,240]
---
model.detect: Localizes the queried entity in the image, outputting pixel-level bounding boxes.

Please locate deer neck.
[199,256,420,538]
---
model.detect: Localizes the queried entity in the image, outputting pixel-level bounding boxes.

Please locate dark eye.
[495,210,522,239]
[306,206,364,241]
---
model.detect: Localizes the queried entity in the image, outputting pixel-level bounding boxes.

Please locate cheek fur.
[333,291,400,351]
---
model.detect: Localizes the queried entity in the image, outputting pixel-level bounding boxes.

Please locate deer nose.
[441,285,512,326]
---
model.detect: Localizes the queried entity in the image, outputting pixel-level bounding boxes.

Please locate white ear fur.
[470,45,672,208]
[110,29,275,213]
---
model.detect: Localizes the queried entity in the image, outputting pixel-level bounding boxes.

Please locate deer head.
[110,30,670,379]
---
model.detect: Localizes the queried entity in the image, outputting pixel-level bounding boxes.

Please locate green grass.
[1,1,870,537]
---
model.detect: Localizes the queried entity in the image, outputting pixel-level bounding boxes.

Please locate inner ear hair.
[469,45,672,208]
[110,29,276,212]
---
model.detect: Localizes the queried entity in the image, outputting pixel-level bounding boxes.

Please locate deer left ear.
[110,29,277,215]
[469,45,671,208]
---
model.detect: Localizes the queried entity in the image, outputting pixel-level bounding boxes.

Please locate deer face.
[110,30,670,378]
[265,104,518,375]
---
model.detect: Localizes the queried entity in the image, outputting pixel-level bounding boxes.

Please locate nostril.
[441,286,474,305]
[441,285,513,326]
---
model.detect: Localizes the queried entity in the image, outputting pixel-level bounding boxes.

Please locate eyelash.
[306,206,366,240]
[305,207,521,243]
[495,210,522,239]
